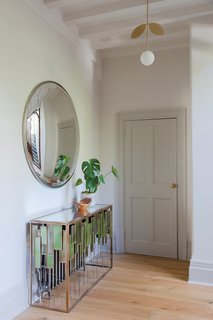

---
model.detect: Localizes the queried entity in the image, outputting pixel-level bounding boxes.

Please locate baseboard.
[0,281,28,320]
[189,258,213,286]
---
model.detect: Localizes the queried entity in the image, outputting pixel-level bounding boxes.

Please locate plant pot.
[73,198,92,214]
[81,192,96,206]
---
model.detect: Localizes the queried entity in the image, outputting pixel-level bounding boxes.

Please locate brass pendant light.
[131,0,164,66]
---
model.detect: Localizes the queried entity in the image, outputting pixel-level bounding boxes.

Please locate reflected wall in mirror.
[23,81,80,188]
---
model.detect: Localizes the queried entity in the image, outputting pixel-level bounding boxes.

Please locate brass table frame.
[29,204,112,312]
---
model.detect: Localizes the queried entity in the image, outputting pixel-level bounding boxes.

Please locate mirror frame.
[22,80,80,188]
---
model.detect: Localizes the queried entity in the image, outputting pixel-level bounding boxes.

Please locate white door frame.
[117,108,187,260]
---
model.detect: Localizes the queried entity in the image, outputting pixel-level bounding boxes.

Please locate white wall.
[100,47,191,253]
[0,1,101,319]
[189,22,213,285]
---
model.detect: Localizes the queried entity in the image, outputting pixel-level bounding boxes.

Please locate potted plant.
[75,158,118,206]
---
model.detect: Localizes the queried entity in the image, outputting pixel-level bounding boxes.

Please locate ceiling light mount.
[131,0,164,66]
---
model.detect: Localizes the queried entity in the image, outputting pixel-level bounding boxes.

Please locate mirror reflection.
[23,81,79,188]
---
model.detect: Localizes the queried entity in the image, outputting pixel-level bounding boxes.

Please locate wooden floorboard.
[15,254,213,320]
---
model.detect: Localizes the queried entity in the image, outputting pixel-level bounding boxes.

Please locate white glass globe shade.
[140,50,155,66]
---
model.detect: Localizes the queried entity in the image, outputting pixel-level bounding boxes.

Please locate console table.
[29,204,112,312]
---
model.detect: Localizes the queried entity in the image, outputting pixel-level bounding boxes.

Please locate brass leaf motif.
[149,23,164,35]
[131,24,146,39]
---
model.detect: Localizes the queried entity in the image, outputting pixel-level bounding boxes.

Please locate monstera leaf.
[59,165,70,182]
[82,159,100,179]
[86,176,99,193]
[75,178,83,187]
[54,154,71,182]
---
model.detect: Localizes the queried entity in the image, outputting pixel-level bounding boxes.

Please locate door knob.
[171,183,177,189]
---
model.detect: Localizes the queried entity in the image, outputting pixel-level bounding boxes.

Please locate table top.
[30,204,112,225]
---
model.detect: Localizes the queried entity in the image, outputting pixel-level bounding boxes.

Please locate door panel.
[125,118,177,258]
[131,197,149,242]
[153,124,172,184]
[131,125,149,184]
[153,198,171,244]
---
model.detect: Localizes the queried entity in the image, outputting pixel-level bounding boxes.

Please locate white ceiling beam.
[91,29,189,50]
[76,20,189,42]
[78,4,213,39]
[64,0,149,24]
[43,0,81,8]
[64,0,211,25]
[43,0,118,9]
[101,38,189,58]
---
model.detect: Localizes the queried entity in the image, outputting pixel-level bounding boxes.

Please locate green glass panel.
[47,254,54,268]
[76,222,81,245]
[109,210,112,237]
[101,212,104,237]
[91,232,94,246]
[70,240,74,259]
[85,220,88,246]
[104,212,108,237]
[98,214,101,235]
[91,232,95,249]
[90,239,93,252]
[107,211,111,234]
[80,243,83,256]
[102,212,105,237]
[102,212,105,238]
[41,244,46,255]
[81,223,84,242]
[53,225,62,250]
[97,215,101,245]
[104,213,107,234]
[94,215,98,234]
[71,224,76,242]
[82,223,86,250]
[87,222,91,246]
[91,217,95,233]
[31,225,37,255]
[47,225,54,254]
[35,236,41,269]
[59,229,66,262]
[79,222,82,245]
[41,225,47,245]
[62,229,66,251]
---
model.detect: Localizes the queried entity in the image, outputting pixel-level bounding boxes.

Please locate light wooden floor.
[15,254,213,320]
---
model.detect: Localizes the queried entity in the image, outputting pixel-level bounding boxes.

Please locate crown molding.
[23,0,96,62]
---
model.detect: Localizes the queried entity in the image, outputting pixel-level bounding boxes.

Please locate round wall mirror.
[22,81,80,188]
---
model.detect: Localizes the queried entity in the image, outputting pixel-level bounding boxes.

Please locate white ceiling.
[40,0,213,57]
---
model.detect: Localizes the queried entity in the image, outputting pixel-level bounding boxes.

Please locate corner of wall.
[189,258,213,286]
[187,240,192,260]
[0,282,28,320]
